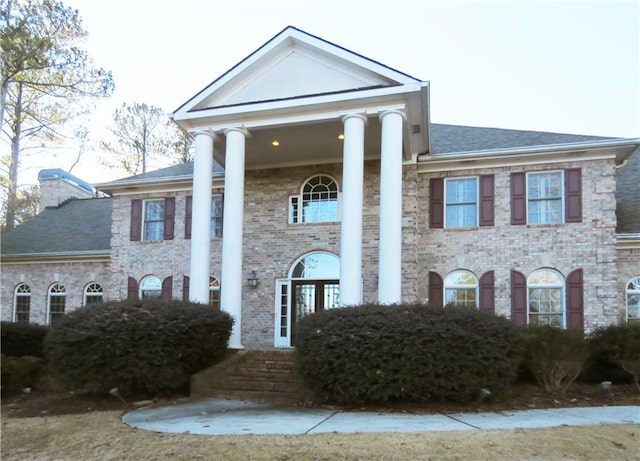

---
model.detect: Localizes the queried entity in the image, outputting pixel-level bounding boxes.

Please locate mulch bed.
[3,382,638,418]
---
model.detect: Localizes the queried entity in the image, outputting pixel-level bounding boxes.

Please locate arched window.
[627,276,640,322]
[48,283,66,324]
[289,175,339,223]
[14,283,31,323]
[210,276,220,309]
[290,252,340,279]
[444,270,478,308]
[84,283,104,306]
[528,269,564,328]
[140,275,162,299]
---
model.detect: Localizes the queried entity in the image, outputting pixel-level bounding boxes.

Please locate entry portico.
[173,26,430,347]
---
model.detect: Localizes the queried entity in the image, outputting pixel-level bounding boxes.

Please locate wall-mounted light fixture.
[247,270,259,289]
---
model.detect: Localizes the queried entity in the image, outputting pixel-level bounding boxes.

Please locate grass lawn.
[2,408,639,461]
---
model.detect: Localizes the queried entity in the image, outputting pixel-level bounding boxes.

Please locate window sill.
[442,227,480,232]
[288,221,341,227]
[524,223,565,228]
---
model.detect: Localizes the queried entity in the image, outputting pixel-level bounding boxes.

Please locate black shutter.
[130,200,142,241]
[566,269,584,331]
[163,197,175,240]
[479,175,495,226]
[479,270,495,313]
[428,271,443,306]
[565,169,582,223]
[183,275,190,302]
[185,196,192,239]
[127,276,138,300]
[162,276,173,302]
[510,172,526,225]
[510,270,527,325]
[429,178,444,228]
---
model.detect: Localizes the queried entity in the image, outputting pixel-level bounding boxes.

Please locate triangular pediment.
[175,26,420,115]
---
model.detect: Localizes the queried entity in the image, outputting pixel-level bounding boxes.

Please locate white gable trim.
[174,26,422,119]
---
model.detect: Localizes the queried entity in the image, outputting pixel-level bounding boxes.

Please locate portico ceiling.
[212,117,383,170]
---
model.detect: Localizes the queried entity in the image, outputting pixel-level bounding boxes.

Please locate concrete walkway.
[122,398,640,436]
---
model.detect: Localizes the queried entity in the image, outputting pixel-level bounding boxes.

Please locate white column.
[189,129,215,304]
[221,126,248,349]
[339,113,367,306]
[378,109,405,304]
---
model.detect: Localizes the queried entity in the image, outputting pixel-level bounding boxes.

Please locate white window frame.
[14,283,31,323]
[526,171,564,225]
[626,276,640,322]
[84,282,104,306]
[48,283,66,324]
[444,177,479,228]
[289,174,341,224]
[142,199,165,241]
[211,195,223,239]
[139,275,162,299]
[527,268,565,328]
[444,270,479,308]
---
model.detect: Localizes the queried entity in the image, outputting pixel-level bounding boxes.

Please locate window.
[84,283,104,306]
[131,198,175,241]
[48,283,66,324]
[430,175,494,228]
[528,269,564,327]
[211,195,223,238]
[185,195,223,239]
[14,284,31,323]
[627,276,640,322]
[143,199,165,240]
[140,275,162,299]
[444,270,478,308]
[511,169,582,225]
[209,276,220,309]
[445,178,478,228]
[290,175,339,223]
[528,172,563,224]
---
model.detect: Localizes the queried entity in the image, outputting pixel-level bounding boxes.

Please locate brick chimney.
[37,169,95,212]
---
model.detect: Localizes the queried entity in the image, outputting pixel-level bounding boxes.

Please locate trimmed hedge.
[45,299,233,396]
[588,323,640,392]
[295,303,523,403]
[1,322,49,358]
[1,354,45,396]
[521,325,588,393]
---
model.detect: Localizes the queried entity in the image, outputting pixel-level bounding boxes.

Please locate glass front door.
[291,280,339,345]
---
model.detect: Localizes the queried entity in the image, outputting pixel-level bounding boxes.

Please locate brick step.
[210,389,308,404]
[191,350,314,404]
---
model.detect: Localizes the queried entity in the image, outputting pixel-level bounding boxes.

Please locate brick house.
[2,26,639,349]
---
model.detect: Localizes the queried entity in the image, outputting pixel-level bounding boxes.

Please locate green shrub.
[295,303,523,404]
[45,299,233,396]
[588,323,640,392]
[1,354,46,396]
[1,322,49,358]
[521,325,589,393]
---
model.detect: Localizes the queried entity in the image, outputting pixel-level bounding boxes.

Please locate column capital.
[224,125,250,137]
[340,112,368,125]
[378,108,407,122]
[189,128,217,139]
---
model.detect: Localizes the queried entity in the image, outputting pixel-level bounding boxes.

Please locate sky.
[16,0,640,185]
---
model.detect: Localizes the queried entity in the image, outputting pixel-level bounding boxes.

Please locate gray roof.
[113,161,223,183]
[616,147,640,234]
[1,197,112,256]
[101,125,619,186]
[429,124,614,154]
[2,125,637,259]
